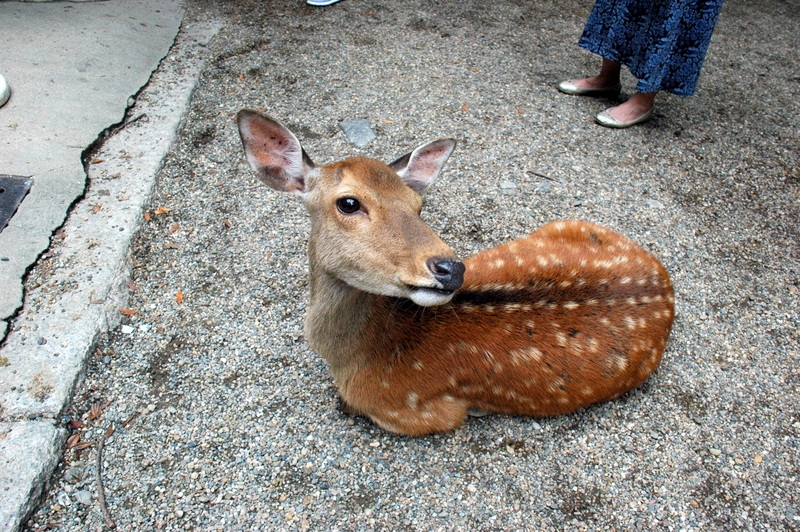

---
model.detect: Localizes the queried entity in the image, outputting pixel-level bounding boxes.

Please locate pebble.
[73,490,92,506]
[338,119,376,148]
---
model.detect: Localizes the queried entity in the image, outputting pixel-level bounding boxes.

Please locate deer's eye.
[336,197,361,214]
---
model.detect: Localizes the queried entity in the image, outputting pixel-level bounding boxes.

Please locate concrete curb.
[0,20,221,531]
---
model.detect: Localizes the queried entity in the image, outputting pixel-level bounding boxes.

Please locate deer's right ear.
[236,109,316,195]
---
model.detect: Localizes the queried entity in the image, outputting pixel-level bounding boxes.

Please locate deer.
[236,109,675,436]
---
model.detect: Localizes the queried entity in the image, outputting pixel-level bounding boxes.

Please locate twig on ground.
[96,423,117,529]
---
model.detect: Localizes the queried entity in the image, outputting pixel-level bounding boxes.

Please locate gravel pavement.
[23,0,799,530]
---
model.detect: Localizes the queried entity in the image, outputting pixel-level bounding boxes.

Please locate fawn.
[236,109,675,436]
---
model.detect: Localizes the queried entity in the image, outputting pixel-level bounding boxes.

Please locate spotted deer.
[236,109,675,436]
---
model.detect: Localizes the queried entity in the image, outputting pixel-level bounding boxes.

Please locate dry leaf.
[153,206,173,215]
[119,307,136,316]
[74,441,93,450]
[122,413,138,428]
[382,119,394,124]
[88,403,103,420]
[223,220,233,228]
[92,158,105,164]
[126,282,138,291]
[169,224,180,233]
[67,433,81,448]
[461,104,469,111]
[176,290,184,304]
[91,204,102,214]
[143,211,152,222]
[754,454,763,463]
[69,419,84,429]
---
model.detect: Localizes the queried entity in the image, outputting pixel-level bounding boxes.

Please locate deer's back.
[346,220,674,428]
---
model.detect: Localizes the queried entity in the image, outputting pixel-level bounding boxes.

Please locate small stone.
[709,448,722,456]
[174,509,185,518]
[339,119,375,148]
[120,325,134,334]
[64,466,85,484]
[73,490,93,505]
[645,199,664,209]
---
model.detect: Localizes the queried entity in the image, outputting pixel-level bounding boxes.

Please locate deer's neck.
[304,265,394,383]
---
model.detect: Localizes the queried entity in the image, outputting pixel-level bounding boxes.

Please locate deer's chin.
[407,287,455,307]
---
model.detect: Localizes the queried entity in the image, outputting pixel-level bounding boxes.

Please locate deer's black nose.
[427,258,465,291]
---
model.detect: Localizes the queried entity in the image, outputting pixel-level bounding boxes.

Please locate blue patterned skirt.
[578,0,724,96]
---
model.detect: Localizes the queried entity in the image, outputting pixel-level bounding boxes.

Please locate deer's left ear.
[389,139,456,195]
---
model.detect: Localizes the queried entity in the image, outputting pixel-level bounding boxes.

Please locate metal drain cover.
[0,175,33,233]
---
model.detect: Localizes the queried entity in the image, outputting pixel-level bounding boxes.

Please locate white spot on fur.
[407,392,419,410]
[563,301,579,310]
[509,346,544,365]
[624,316,636,330]
[555,332,568,347]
